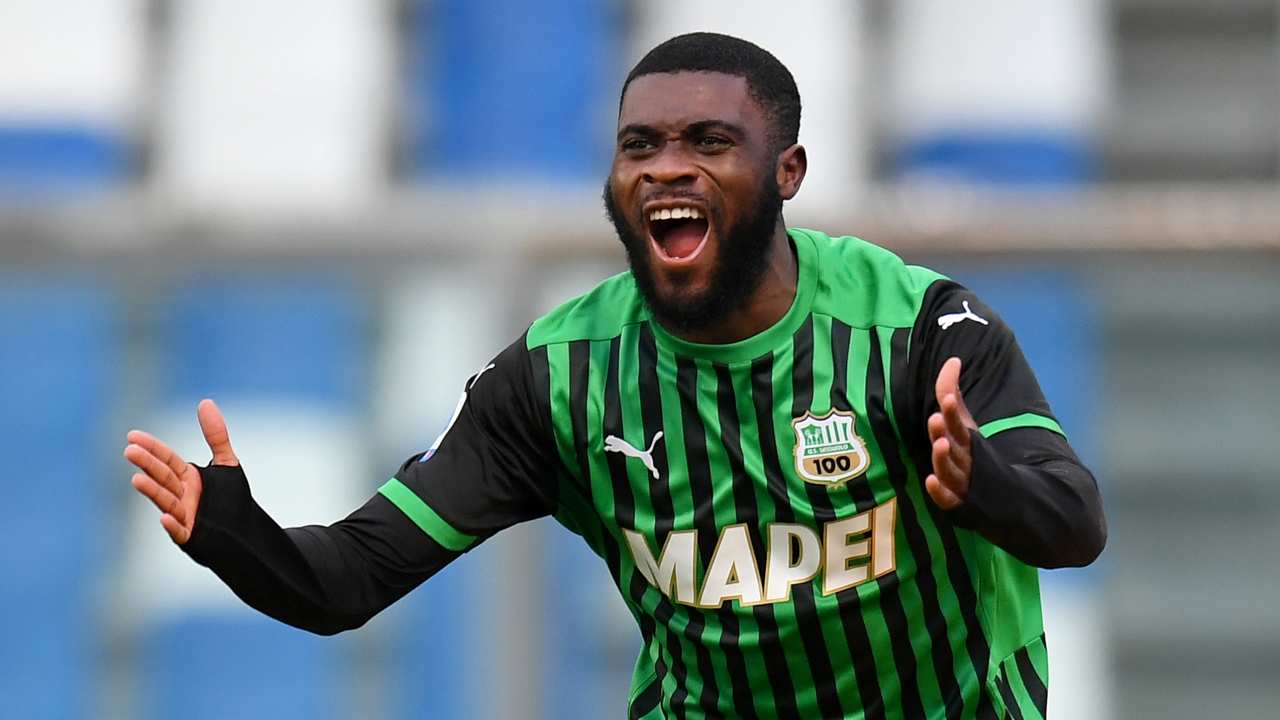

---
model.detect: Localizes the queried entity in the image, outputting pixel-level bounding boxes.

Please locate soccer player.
[125,33,1105,719]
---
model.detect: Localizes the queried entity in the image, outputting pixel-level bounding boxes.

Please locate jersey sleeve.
[377,332,559,552]
[179,332,561,634]
[905,280,1106,568]
[907,280,1062,439]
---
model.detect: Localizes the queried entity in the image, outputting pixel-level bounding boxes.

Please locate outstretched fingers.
[124,443,186,513]
[126,429,191,482]
[130,472,186,524]
[927,408,971,508]
[925,474,964,510]
[931,435,966,479]
[159,513,191,545]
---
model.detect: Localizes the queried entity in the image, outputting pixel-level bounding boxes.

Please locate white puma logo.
[604,432,664,480]
[937,300,989,330]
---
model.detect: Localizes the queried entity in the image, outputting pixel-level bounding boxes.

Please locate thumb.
[935,356,962,407]
[197,398,239,466]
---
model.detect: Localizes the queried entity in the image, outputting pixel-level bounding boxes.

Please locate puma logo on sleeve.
[937,300,989,330]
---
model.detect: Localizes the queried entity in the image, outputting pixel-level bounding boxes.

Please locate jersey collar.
[648,228,817,364]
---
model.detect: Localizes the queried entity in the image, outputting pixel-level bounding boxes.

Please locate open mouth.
[647,207,710,263]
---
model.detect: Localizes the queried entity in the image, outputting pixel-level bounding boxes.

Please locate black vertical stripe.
[527,345,568,521]
[602,336,668,716]
[864,327,940,719]
[744,352,803,720]
[629,675,663,720]
[567,340,677,717]
[710,362,765,720]
[637,327,692,717]
[827,321,876,510]
[675,358,719,574]
[1014,644,1048,715]
[674,356,725,715]
[888,326,992,708]
[781,318,845,719]
[827,320,889,717]
[975,690,1001,720]
[569,340,621,582]
[996,674,1025,720]
[570,337,676,719]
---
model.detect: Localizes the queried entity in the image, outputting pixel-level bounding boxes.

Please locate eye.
[621,137,655,153]
[695,135,732,151]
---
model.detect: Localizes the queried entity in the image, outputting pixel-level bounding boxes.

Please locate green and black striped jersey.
[178,227,1104,718]
[370,228,1103,719]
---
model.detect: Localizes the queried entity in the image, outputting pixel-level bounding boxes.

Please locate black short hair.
[622,32,801,153]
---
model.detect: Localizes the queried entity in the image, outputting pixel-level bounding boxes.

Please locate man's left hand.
[926,357,978,510]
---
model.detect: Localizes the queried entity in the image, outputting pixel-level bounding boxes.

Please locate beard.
[602,174,784,336]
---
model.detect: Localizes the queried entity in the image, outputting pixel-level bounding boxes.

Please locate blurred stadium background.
[1,1,1278,718]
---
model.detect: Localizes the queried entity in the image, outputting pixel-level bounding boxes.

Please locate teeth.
[649,207,704,221]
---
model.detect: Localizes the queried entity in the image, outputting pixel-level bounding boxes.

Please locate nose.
[641,145,698,187]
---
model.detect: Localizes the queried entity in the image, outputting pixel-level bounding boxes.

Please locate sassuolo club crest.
[792,409,870,486]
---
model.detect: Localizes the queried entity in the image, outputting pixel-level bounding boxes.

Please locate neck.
[674,222,797,345]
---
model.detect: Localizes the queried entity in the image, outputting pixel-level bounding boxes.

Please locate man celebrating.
[125,33,1105,719]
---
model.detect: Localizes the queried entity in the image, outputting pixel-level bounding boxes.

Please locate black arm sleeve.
[179,333,559,634]
[907,280,1107,568]
[182,466,459,635]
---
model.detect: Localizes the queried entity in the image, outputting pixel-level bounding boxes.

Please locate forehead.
[618,71,762,132]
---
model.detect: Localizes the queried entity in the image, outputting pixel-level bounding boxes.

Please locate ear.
[775,143,807,201]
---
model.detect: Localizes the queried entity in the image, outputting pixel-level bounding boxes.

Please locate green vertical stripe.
[866,331,947,712]
[546,342,580,479]
[621,327,685,709]
[804,315,863,713]
[706,358,762,712]
[876,327,982,717]
[546,342,603,553]
[618,327,656,541]
[691,358,740,707]
[727,362,778,718]
[1026,637,1049,688]
[653,344,711,708]
[765,342,821,713]
[698,360,743,569]
[585,340,617,537]
[1003,657,1045,720]
[377,478,477,551]
[847,327,908,720]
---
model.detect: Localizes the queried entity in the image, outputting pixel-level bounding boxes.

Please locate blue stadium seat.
[159,278,366,407]
[141,615,341,720]
[405,0,621,181]
[0,282,114,719]
[384,555,476,720]
[0,124,129,197]
[895,132,1095,187]
[544,523,639,719]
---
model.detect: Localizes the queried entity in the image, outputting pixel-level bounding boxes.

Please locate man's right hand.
[124,398,239,545]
